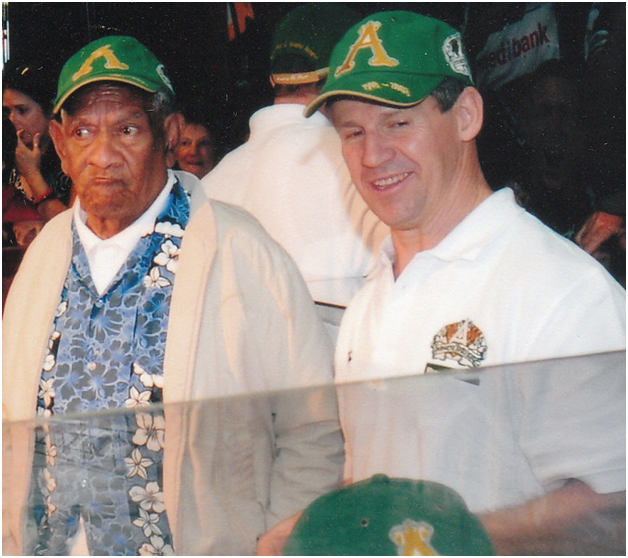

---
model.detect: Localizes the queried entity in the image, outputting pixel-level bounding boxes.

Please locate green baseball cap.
[305,11,473,116]
[53,35,174,114]
[283,475,494,556]
[270,3,359,86]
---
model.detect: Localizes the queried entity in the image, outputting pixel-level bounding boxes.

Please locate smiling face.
[50,84,173,238]
[176,122,214,179]
[330,90,491,266]
[3,88,50,148]
[331,97,465,233]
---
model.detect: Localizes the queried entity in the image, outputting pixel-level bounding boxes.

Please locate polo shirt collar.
[431,187,521,261]
[376,187,522,271]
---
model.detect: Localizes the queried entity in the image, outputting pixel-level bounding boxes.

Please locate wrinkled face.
[175,122,214,178]
[51,84,169,238]
[3,88,50,148]
[331,97,462,232]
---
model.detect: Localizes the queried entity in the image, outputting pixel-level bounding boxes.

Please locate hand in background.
[576,212,625,255]
[14,130,44,198]
[256,512,302,556]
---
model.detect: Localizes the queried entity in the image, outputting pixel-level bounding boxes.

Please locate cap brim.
[271,68,328,86]
[53,74,160,114]
[305,73,445,117]
[304,89,426,117]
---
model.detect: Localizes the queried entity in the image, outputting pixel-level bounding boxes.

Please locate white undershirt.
[73,171,175,295]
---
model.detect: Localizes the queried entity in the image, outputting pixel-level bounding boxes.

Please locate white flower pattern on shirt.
[129,481,166,514]
[125,447,154,480]
[29,182,190,555]
[132,413,166,453]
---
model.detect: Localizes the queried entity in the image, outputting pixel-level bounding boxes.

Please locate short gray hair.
[430,77,468,112]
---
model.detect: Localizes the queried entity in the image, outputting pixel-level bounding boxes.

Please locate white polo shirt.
[336,188,625,381]
[203,104,387,309]
[336,187,626,513]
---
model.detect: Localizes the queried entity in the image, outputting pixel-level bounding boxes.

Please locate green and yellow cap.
[270,3,359,86]
[283,475,494,556]
[305,11,473,116]
[53,35,174,114]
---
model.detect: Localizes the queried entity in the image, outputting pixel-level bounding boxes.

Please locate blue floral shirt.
[27,182,190,556]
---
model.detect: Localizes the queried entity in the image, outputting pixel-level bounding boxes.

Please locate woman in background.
[3,60,72,246]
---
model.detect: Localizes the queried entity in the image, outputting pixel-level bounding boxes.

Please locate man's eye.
[74,128,90,139]
[121,126,139,136]
[343,129,363,140]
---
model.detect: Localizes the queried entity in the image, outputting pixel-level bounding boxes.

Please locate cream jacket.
[3,172,344,555]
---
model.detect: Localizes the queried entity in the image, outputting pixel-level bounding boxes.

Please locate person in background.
[576,2,626,286]
[260,10,625,555]
[174,107,216,179]
[507,60,594,239]
[203,3,388,342]
[3,35,342,555]
[3,60,73,245]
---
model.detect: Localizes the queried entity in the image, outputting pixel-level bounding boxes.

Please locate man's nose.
[361,132,393,168]
[88,132,121,168]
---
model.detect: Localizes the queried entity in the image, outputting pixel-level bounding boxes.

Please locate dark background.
[3,3,471,150]
[0,3,607,152]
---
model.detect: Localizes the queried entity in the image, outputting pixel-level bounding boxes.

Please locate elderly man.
[261,11,626,555]
[3,36,343,555]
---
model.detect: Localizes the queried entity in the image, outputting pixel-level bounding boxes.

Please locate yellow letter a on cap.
[335,21,399,77]
[72,45,130,82]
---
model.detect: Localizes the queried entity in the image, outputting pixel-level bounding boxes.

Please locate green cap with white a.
[283,475,494,556]
[305,11,473,116]
[53,35,174,114]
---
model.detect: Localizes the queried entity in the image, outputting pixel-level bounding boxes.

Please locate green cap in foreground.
[283,475,494,556]
[305,11,473,116]
[53,35,174,114]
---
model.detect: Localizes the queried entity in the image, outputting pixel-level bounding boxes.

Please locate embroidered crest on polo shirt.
[429,319,487,369]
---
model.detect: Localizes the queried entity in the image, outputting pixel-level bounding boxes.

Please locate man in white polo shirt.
[295,10,625,555]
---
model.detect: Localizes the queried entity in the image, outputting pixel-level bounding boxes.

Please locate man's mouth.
[92,177,122,186]
[372,172,411,190]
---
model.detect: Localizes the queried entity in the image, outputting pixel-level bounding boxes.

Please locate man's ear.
[455,87,484,142]
[164,112,183,168]
[48,119,70,175]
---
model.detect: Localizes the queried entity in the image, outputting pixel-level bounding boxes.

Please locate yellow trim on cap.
[304,88,426,117]
[270,68,328,87]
